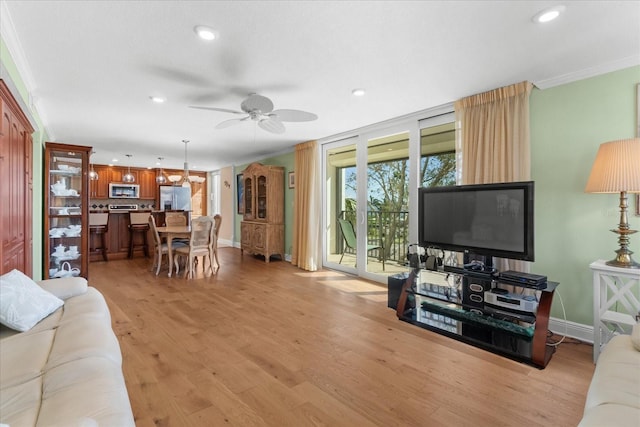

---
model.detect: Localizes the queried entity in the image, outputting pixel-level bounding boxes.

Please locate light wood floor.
[88,248,595,427]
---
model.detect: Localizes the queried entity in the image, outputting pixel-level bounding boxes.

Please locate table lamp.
[585,138,640,268]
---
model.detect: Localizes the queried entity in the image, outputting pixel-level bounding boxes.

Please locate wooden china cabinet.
[240,162,284,262]
[44,142,91,279]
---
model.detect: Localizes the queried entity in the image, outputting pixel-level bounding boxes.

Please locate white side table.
[590,260,640,363]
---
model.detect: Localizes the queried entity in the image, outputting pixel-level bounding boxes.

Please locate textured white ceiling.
[2,1,639,170]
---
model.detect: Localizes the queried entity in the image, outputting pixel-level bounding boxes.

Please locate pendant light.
[182,139,191,187]
[156,157,167,184]
[89,150,99,181]
[122,154,135,183]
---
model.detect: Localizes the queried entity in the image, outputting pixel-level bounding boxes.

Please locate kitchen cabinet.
[139,169,157,200]
[110,168,138,183]
[90,165,111,198]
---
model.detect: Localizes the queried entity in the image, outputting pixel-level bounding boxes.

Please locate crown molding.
[534,55,640,90]
[0,0,53,139]
[0,1,36,94]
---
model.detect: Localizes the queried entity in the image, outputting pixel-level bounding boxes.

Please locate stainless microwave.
[109,183,140,199]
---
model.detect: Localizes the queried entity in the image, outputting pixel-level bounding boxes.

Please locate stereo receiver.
[484,291,538,315]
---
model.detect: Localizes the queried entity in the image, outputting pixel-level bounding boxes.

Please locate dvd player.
[498,270,547,289]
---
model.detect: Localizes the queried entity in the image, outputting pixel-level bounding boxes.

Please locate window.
[420,123,456,187]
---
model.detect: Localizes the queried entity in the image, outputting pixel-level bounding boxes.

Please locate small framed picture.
[288,171,295,189]
[236,173,243,214]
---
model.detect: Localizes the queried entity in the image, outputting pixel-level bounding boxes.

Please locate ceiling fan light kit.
[194,25,217,41]
[190,93,318,134]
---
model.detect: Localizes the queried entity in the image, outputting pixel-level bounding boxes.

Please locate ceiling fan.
[190,93,317,134]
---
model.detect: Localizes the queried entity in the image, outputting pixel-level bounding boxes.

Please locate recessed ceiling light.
[352,88,366,97]
[112,158,118,163]
[194,25,217,41]
[149,96,166,103]
[532,5,565,23]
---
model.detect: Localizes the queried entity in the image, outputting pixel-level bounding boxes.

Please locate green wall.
[1,36,49,280]
[530,65,640,325]
[235,152,295,258]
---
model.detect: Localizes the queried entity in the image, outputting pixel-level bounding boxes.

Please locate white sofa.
[579,329,640,427]
[0,276,135,426]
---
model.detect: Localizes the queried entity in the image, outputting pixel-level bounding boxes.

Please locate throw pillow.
[0,269,64,332]
[632,323,640,352]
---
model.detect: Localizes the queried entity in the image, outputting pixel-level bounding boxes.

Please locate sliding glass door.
[323,122,419,281]
[322,110,455,283]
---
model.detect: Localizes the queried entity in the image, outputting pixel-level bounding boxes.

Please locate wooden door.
[0,80,34,276]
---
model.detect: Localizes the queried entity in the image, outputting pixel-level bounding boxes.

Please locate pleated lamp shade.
[585,138,640,193]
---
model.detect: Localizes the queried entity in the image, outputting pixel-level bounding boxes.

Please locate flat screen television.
[418,181,534,263]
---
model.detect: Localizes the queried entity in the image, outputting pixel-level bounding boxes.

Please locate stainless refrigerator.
[159,186,191,211]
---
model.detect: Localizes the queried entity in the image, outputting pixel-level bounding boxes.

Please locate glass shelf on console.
[399,267,559,367]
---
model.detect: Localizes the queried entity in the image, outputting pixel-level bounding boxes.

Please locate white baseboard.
[210,246,594,342]
[549,317,593,343]
[218,238,234,248]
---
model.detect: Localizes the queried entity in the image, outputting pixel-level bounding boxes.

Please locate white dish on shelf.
[54,165,80,173]
[49,228,65,237]
[52,189,79,197]
[52,252,80,260]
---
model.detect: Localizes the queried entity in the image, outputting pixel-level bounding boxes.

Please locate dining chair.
[164,211,189,245]
[148,215,187,275]
[211,214,222,271]
[173,216,215,279]
[165,211,187,226]
[337,218,385,270]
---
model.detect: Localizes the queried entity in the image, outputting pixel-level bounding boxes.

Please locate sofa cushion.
[37,277,88,301]
[46,317,123,369]
[0,330,55,389]
[585,335,640,411]
[0,378,43,426]
[578,402,640,427]
[40,357,135,427]
[0,269,64,332]
[57,287,112,325]
[632,323,640,352]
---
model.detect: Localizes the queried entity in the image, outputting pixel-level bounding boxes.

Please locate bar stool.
[128,211,151,258]
[89,212,109,262]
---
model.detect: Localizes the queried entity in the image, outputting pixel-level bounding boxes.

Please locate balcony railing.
[338,210,410,265]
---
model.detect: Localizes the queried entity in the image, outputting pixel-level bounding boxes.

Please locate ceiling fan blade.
[241,94,274,114]
[215,117,250,129]
[270,109,318,122]
[258,117,285,134]
[189,106,245,115]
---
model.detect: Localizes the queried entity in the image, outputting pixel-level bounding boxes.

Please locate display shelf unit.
[590,259,640,363]
[240,162,284,262]
[395,267,558,368]
[44,142,91,279]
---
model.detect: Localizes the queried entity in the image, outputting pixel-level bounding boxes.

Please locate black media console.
[391,265,558,368]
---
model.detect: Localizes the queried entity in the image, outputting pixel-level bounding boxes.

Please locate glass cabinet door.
[257,175,267,219]
[45,143,91,279]
[244,176,253,219]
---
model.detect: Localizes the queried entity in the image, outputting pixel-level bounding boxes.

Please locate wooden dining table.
[155,225,191,277]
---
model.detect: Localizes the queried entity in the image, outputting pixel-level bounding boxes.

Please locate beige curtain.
[291,140,320,271]
[454,81,533,271]
[455,81,532,184]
